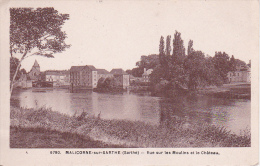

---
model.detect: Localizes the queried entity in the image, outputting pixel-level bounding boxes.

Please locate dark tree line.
[10,57,26,81]
[149,31,245,91]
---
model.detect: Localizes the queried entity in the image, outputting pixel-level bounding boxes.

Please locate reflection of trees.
[159,97,186,129]
[158,95,232,129]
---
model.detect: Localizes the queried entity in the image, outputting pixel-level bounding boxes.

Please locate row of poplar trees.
[150,31,238,91]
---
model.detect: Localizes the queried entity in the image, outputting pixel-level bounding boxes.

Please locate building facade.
[45,70,70,86]
[227,66,251,83]
[28,60,41,81]
[70,65,98,89]
[142,68,153,82]
[110,68,130,89]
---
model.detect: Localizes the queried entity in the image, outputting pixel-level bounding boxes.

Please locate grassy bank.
[10,126,125,148]
[10,106,250,148]
[198,83,251,99]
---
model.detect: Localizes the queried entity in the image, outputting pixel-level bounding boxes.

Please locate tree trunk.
[10,50,27,96]
[10,61,22,96]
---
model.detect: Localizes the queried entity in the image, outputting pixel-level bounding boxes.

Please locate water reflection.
[11,89,250,135]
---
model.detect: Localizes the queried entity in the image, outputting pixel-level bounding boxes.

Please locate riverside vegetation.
[10,105,250,148]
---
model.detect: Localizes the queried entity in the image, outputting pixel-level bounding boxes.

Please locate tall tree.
[10,57,21,81]
[159,36,166,66]
[184,50,207,90]
[172,31,185,62]
[229,55,236,72]
[10,7,70,94]
[165,35,171,56]
[169,31,186,85]
[187,40,194,56]
[213,52,230,83]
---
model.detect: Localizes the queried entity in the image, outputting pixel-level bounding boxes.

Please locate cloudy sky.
[9,1,258,72]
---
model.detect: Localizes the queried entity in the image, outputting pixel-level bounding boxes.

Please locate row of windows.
[230,73,240,77]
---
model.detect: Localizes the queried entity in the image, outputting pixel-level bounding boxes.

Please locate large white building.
[227,65,251,83]
[45,70,70,86]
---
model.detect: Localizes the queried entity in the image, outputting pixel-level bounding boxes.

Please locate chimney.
[144,68,146,73]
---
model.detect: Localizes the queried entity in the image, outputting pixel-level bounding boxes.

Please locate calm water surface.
[12,88,250,135]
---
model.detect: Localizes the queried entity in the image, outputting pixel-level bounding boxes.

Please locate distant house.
[28,60,41,81]
[142,68,153,82]
[17,73,32,88]
[129,75,142,84]
[17,60,40,88]
[96,69,113,80]
[45,70,70,86]
[227,65,251,83]
[110,68,130,89]
[70,65,98,89]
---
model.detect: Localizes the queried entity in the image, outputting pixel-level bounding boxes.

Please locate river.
[11,88,250,135]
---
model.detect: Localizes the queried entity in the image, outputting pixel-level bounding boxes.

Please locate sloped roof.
[33,60,40,67]
[97,69,110,74]
[86,65,97,71]
[70,66,86,72]
[110,68,128,75]
[45,70,69,75]
[129,75,135,79]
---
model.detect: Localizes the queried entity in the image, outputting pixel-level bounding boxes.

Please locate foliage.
[130,54,160,77]
[125,69,132,75]
[10,7,70,94]
[213,52,230,83]
[131,67,144,77]
[10,7,70,57]
[131,30,246,92]
[150,31,244,91]
[235,59,246,67]
[10,57,22,81]
[149,65,165,85]
[184,50,206,90]
[96,77,121,91]
[159,36,166,66]
[165,35,171,56]
[11,106,251,148]
[172,31,186,63]
[229,55,236,72]
[20,68,27,74]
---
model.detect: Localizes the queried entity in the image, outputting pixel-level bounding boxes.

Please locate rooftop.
[33,60,40,67]
[97,69,110,74]
[45,70,69,75]
[110,68,128,75]
[70,66,86,72]
[86,65,97,71]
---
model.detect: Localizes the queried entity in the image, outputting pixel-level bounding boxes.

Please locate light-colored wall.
[227,71,250,83]
[92,71,98,88]
[46,74,70,86]
[123,74,130,88]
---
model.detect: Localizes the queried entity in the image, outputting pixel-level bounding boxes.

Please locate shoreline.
[10,106,250,148]
[13,82,251,100]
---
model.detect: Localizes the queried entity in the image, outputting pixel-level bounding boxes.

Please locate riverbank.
[198,83,251,99]
[131,82,250,99]
[10,106,250,148]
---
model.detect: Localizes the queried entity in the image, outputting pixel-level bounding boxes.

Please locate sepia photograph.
[1,0,259,165]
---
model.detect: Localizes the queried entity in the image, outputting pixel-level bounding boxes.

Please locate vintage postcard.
[0,0,259,165]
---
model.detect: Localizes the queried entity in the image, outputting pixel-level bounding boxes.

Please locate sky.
[9,1,258,72]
